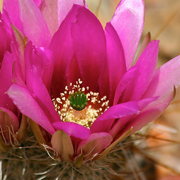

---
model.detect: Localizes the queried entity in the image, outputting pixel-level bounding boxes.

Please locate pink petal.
[3,0,23,31]
[130,40,159,100]
[145,55,180,98]
[105,23,126,99]
[112,55,180,136]
[109,97,158,137]
[113,67,137,105]
[40,0,59,35]
[71,5,107,91]
[129,72,177,132]
[90,101,141,133]
[50,6,76,96]
[50,5,107,95]
[7,84,55,134]
[77,132,112,159]
[18,0,51,46]
[113,41,159,103]
[130,109,164,133]
[25,42,54,89]
[25,65,60,124]
[0,17,11,61]
[11,61,26,87]
[0,52,16,111]
[98,62,110,98]
[121,95,171,135]
[136,32,151,61]
[40,0,85,36]
[33,0,42,7]
[53,121,90,141]
[133,55,180,131]
[111,0,144,68]
[57,0,86,25]
[24,44,58,124]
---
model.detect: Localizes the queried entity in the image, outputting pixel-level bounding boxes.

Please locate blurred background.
[87,0,180,179]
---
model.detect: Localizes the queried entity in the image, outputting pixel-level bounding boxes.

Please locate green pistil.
[69,92,87,111]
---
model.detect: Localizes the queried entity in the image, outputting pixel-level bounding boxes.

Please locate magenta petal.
[50,5,107,94]
[132,93,173,131]
[105,23,126,99]
[109,97,158,137]
[40,1,57,36]
[90,101,140,133]
[130,109,163,133]
[50,6,76,96]
[25,43,59,123]
[145,55,180,98]
[91,97,157,134]
[33,0,42,7]
[129,96,174,131]
[0,107,19,131]
[0,18,11,61]
[25,66,60,124]
[0,53,13,91]
[121,95,173,135]
[0,52,16,111]
[7,84,55,134]
[41,0,85,35]
[71,5,107,90]
[40,0,59,35]
[25,42,54,89]
[77,132,112,157]
[111,0,144,68]
[3,0,23,31]
[130,40,159,100]
[57,0,86,26]
[53,121,90,140]
[18,0,51,46]
[113,41,159,103]
[113,67,137,104]
[136,56,180,129]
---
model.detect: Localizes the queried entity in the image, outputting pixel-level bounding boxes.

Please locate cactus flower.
[5,0,180,162]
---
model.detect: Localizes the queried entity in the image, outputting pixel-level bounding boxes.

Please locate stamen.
[52,79,109,128]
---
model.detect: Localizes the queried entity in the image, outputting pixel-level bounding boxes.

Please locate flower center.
[52,79,109,128]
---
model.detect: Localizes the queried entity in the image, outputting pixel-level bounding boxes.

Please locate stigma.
[52,79,109,128]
